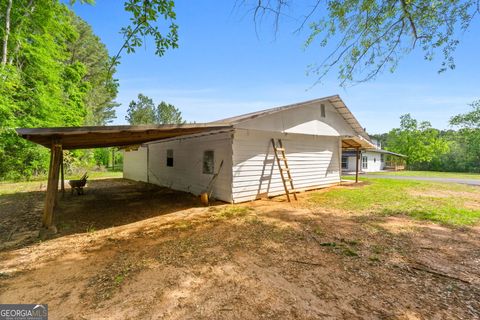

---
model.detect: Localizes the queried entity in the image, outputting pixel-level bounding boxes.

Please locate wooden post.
[355,147,360,183]
[112,148,115,171]
[147,145,150,183]
[60,151,65,196]
[43,142,62,228]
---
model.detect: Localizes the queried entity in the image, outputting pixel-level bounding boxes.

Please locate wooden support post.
[146,145,150,183]
[112,148,115,171]
[355,147,360,183]
[43,142,62,228]
[60,151,65,196]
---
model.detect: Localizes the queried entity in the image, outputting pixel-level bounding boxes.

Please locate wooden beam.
[43,142,62,228]
[60,151,65,196]
[355,147,360,183]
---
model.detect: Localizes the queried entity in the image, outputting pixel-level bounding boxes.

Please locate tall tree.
[450,100,480,172]
[0,1,119,180]
[126,95,184,125]
[1,0,12,65]
[125,94,156,125]
[156,101,184,124]
[68,15,119,125]
[243,0,480,85]
[386,114,449,167]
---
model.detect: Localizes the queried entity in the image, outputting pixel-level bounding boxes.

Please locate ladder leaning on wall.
[271,138,298,202]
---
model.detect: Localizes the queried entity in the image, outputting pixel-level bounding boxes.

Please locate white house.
[123,95,374,203]
[342,138,406,173]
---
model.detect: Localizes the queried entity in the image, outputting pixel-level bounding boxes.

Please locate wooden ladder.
[271,138,298,202]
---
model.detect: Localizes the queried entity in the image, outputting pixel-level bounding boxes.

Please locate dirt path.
[0,179,479,319]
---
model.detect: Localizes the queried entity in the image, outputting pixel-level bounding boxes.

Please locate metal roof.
[343,149,407,158]
[16,124,232,149]
[366,149,407,158]
[17,95,373,150]
[214,94,371,141]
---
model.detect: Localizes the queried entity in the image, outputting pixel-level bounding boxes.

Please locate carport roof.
[16,124,232,149]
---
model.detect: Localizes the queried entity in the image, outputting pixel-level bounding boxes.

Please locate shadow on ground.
[0,178,218,251]
[0,195,479,319]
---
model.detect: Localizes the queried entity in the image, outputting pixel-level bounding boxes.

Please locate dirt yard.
[0,178,479,319]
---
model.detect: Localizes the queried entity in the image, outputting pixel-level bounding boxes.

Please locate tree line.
[0,1,119,180]
[371,101,480,172]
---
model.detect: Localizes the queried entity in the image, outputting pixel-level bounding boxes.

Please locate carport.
[16,124,231,230]
[341,137,368,183]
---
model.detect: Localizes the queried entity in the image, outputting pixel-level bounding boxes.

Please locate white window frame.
[341,156,348,169]
[202,150,215,174]
[362,156,368,169]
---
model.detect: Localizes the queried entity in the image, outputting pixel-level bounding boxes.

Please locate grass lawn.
[0,171,122,195]
[365,170,480,180]
[309,178,480,226]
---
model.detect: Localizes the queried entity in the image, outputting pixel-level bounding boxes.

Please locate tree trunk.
[2,0,13,66]
[8,0,36,65]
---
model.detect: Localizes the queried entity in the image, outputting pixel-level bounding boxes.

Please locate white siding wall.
[232,129,341,203]
[362,151,384,172]
[141,132,233,202]
[123,146,148,182]
[234,101,357,137]
[342,151,385,172]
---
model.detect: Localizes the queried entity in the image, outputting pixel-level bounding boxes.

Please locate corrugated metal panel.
[213,95,371,143]
[231,129,341,203]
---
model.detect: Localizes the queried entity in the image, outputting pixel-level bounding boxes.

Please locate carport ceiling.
[16,124,232,149]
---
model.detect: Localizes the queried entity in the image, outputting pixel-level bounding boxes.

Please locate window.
[362,156,368,169]
[166,149,173,167]
[374,157,376,163]
[203,150,214,174]
[381,154,384,162]
[341,156,348,169]
[320,104,326,118]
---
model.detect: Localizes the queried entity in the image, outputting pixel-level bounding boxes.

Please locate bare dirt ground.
[0,178,479,319]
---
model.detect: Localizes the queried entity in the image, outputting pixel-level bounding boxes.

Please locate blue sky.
[70,1,480,134]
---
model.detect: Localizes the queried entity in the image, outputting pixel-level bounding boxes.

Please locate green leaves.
[386,114,450,166]
[248,0,479,86]
[450,100,480,129]
[116,0,179,62]
[126,94,184,125]
[126,94,157,125]
[0,1,119,180]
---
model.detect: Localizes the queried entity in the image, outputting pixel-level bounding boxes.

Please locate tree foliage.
[245,0,480,85]
[386,114,449,166]
[126,94,157,125]
[70,0,179,71]
[156,101,185,124]
[449,101,480,172]
[126,94,185,125]
[379,109,480,173]
[0,1,119,180]
[69,15,120,125]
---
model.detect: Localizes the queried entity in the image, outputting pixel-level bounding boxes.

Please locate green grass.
[209,205,252,220]
[365,170,480,180]
[0,171,123,195]
[309,178,480,226]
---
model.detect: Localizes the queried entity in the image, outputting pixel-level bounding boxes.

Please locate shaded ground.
[0,178,479,319]
[0,178,204,250]
[362,174,480,186]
